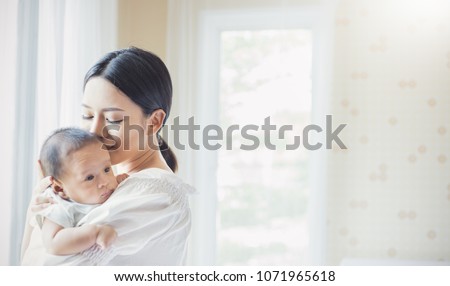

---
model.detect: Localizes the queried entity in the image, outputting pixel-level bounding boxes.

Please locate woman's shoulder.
[117,168,195,199]
[131,168,192,187]
[132,167,176,179]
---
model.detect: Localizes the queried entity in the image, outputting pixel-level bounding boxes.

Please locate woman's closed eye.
[106,118,123,124]
[82,114,94,120]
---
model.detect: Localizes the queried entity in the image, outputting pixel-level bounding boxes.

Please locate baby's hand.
[116,173,129,184]
[96,225,117,249]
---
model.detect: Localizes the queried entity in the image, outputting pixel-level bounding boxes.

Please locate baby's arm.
[41,219,117,255]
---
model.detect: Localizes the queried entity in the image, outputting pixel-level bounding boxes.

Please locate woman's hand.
[27,160,55,214]
[96,225,117,249]
[21,161,55,260]
[28,176,55,213]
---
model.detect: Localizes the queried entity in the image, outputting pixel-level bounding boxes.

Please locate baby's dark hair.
[39,127,100,180]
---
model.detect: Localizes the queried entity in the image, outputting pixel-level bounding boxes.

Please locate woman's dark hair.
[40,128,99,180]
[83,47,178,172]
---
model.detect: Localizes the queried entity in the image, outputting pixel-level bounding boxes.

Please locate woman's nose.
[90,117,106,137]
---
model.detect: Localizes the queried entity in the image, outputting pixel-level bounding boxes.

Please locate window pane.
[218,29,313,265]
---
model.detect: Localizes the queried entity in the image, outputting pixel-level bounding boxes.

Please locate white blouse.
[22,168,194,265]
[34,188,98,229]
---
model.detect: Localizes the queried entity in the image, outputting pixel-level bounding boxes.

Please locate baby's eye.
[104,167,111,173]
[86,175,94,181]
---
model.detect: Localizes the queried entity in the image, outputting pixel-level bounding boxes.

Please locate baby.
[37,127,127,255]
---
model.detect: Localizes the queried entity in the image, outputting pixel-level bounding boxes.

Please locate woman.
[21,47,193,265]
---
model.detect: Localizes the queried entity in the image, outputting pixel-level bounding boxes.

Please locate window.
[217,29,312,265]
[169,4,335,265]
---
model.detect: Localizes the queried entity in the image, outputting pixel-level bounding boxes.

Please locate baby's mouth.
[101,190,114,199]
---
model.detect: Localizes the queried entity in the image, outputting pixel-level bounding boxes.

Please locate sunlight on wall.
[117,0,167,60]
[327,0,450,265]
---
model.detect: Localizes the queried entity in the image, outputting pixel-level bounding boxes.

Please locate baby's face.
[58,141,118,204]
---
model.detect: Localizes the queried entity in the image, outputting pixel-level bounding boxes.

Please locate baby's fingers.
[97,237,113,250]
[97,240,106,250]
[103,238,116,249]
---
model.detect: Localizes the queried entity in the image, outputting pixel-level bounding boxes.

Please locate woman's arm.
[20,209,34,259]
[41,219,117,255]
[21,175,54,260]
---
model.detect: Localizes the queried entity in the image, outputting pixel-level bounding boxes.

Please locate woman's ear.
[146,109,166,136]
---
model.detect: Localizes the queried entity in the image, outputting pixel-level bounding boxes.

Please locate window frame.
[169,2,337,266]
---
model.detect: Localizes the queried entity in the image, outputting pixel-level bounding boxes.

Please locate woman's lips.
[99,137,118,151]
[105,145,117,151]
[100,142,117,150]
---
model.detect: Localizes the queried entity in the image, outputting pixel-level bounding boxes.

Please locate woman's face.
[81,77,151,165]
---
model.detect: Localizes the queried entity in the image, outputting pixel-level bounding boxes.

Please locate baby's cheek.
[112,180,119,190]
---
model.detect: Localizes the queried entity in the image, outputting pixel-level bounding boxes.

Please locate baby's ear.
[51,180,62,193]
[51,180,69,199]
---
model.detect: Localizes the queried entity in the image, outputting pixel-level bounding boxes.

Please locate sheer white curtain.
[3,0,117,265]
[36,0,118,150]
[0,0,19,266]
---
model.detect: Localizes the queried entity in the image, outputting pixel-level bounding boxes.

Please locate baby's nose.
[98,180,108,189]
